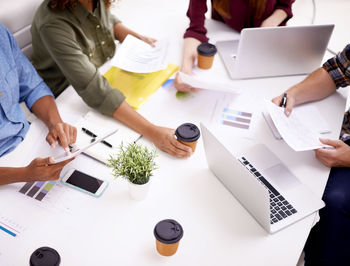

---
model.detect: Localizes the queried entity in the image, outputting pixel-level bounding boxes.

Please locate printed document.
[178,71,237,92]
[112,34,168,73]
[265,100,330,151]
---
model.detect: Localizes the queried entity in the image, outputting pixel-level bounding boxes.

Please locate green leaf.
[107,143,158,185]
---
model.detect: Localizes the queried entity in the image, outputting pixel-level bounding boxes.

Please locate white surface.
[1,0,349,265]
[112,34,168,73]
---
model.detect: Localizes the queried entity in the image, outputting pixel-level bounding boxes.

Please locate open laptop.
[216,24,334,79]
[201,123,325,233]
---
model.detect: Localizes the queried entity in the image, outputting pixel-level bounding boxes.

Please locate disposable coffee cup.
[154,219,184,256]
[175,123,200,152]
[30,247,61,266]
[197,42,217,70]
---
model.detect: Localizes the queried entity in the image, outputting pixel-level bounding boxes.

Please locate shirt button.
[96,25,100,29]
[89,53,93,57]
[0,93,2,97]
[101,41,105,45]
[107,56,111,60]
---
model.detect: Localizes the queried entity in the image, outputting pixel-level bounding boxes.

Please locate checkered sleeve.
[322,44,350,88]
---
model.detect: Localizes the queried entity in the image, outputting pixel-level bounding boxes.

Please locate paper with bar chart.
[17,180,74,212]
[0,212,26,238]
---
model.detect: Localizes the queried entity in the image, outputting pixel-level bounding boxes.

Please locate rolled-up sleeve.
[323,44,350,89]
[9,28,53,110]
[275,0,295,21]
[110,13,121,26]
[38,21,125,116]
[183,0,209,43]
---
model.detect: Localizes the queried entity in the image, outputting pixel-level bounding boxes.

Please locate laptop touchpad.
[262,164,301,191]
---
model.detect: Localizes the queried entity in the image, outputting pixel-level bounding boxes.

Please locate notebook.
[103,63,179,109]
[74,111,141,164]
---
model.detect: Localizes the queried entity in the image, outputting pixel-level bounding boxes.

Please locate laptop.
[201,123,325,233]
[216,24,334,79]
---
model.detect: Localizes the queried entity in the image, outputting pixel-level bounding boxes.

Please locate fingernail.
[65,147,71,155]
[51,143,56,148]
[49,157,55,164]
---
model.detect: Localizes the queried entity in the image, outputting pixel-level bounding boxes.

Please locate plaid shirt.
[322,44,350,141]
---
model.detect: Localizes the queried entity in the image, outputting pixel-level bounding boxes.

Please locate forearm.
[0,167,28,185]
[112,101,157,140]
[261,9,288,27]
[31,96,63,129]
[180,37,201,74]
[113,23,141,42]
[287,68,337,106]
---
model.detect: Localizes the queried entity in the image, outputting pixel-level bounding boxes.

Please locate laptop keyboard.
[239,157,297,224]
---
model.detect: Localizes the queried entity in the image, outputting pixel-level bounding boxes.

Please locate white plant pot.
[127,179,150,200]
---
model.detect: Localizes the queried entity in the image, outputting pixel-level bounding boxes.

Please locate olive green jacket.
[31,0,125,116]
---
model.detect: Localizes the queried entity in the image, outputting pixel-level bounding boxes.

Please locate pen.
[280,92,287,108]
[134,135,143,143]
[82,127,113,148]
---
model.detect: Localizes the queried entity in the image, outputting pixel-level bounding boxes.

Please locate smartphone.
[61,169,108,198]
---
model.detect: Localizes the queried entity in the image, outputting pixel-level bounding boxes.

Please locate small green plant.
[107,143,158,185]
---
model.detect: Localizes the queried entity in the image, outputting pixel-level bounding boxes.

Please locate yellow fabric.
[103,63,179,109]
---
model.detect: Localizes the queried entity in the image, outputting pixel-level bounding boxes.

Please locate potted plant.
[107,142,158,200]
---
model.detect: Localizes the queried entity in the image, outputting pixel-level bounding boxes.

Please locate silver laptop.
[201,123,325,233]
[216,24,334,79]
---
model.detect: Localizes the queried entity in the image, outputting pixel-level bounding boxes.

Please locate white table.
[0,1,349,265]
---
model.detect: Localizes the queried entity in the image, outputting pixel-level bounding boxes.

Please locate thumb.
[319,138,342,148]
[36,157,55,166]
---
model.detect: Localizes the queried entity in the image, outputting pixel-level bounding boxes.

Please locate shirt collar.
[71,0,102,24]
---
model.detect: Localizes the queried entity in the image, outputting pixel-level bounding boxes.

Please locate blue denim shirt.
[0,25,53,157]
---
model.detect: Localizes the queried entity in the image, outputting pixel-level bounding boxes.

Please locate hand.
[150,126,192,158]
[46,122,77,153]
[271,93,296,116]
[315,138,350,167]
[174,72,197,92]
[25,157,74,182]
[138,35,157,47]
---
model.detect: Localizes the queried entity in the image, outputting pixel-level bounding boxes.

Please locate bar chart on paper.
[18,181,72,212]
[220,108,252,129]
[0,213,26,238]
[19,181,56,201]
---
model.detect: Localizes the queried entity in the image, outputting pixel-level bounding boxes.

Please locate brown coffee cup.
[154,219,184,256]
[197,42,217,70]
[175,123,201,152]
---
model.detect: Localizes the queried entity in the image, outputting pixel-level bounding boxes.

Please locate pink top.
[184,0,295,43]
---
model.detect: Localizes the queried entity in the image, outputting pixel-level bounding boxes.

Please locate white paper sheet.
[112,34,168,73]
[178,71,238,92]
[265,100,330,151]
[263,104,331,140]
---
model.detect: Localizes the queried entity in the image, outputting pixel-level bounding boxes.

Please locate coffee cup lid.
[175,123,200,142]
[30,247,61,266]
[197,42,217,57]
[154,219,184,244]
